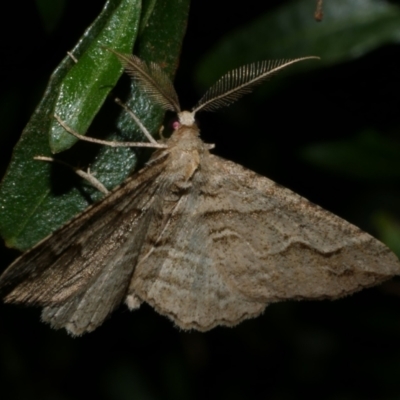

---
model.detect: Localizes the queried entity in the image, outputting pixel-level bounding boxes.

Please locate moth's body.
[155,123,207,184]
[0,51,399,336]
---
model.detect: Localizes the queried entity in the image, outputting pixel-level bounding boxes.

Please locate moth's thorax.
[163,122,209,182]
[168,122,201,147]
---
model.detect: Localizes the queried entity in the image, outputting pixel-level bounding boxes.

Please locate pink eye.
[172,121,181,130]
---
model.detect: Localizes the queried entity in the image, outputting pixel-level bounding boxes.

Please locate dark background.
[1,1,400,399]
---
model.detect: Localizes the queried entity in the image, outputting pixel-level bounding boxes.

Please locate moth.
[0,50,399,336]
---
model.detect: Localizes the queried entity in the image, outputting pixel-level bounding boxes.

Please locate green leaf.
[299,130,400,180]
[195,0,400,89]
[0,0,190,251]
[50,0,144,153]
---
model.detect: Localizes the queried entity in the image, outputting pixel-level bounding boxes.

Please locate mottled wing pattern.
[128,153,400,331]
[203,155,400,302]
[129,164,265,331]
[0,156,169,335]
[2,148,399,334]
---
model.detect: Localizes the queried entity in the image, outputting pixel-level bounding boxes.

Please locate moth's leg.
[125,293,142,310]
[158,125,166,141]
[54,115,167,149]
[61,50,163,147]
[34,156,109,195]
[36,52,109,194]
[113,98,161,145]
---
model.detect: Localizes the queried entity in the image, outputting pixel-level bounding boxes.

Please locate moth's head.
[176,111,196,129]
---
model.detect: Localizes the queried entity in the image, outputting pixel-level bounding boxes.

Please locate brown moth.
[0,51,399,336]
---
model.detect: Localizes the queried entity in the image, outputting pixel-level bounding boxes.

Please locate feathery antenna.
[107,48,181,113]
[109,49,318,126]
[192,56,319,114]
